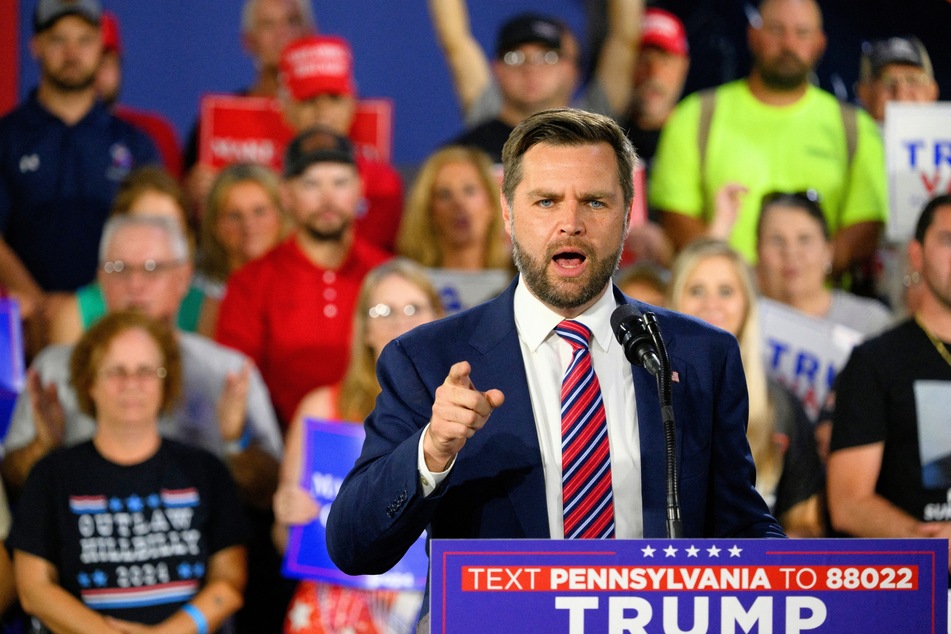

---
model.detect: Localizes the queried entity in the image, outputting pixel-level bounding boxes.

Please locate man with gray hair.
[1,214,283,501]
[240,0,316,99]
[2,214,288,631]
[183,0,315,211]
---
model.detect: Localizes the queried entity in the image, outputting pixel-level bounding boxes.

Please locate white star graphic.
[729,545,743,558]
[287,599,314,631]
[641,545,656,557]
[706,545,721,557]
[663,545,678,557]
[685,545,699,557]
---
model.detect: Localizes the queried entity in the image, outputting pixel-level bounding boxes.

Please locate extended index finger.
[445,361,474,389]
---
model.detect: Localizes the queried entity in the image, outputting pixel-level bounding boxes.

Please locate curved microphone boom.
[610,304,662,376]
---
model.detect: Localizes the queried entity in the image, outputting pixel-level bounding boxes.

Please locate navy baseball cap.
[495,13,565,57]
[34,0,102,33]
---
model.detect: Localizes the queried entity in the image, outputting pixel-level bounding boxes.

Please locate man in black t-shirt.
[828,194,951,570]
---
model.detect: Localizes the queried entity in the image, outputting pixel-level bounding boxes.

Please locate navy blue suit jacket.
[327,281,784,576]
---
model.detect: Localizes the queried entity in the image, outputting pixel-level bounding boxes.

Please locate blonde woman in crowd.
[397,145,512,311]
[398,145,508,271]
[668,238,824,537]
[196,162,290,333]
[273,259,442,633]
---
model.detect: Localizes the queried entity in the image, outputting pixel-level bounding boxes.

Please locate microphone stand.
[643,312,683,538]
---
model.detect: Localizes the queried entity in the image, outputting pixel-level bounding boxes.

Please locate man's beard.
[512,234,622,311]
[756,52,812,91]
[923,264,951,314]
[302,211,351,243]
[99,84,120,107]
[45,62,97,93]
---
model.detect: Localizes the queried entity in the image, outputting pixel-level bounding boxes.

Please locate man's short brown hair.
[500,108,637,212]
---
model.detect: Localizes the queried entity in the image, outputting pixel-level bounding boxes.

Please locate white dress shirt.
[418,279,643,539]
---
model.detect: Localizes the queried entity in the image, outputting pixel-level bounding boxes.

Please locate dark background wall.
[13,0,951,168]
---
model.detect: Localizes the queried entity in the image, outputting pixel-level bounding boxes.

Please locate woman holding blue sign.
[274,259,442,634]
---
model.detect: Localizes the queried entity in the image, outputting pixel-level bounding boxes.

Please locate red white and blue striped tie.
[556,320,615,539]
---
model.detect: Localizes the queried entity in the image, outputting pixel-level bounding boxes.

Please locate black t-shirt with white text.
[8,439,248,626]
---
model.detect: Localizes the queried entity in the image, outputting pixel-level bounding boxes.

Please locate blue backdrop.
[16,0,587,167]
[16,1,951,168]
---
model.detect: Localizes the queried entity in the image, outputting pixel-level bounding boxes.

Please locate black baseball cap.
[859,36,933,81]
[495,13,565,58]
[34,0,102,33]
[283,127,356,178]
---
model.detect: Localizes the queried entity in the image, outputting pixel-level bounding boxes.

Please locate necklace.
[915,312,951,367]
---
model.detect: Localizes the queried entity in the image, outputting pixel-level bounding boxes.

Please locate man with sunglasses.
[430,0,643,162]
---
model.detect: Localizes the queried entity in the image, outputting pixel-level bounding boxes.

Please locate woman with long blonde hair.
[199,162,290,285]
[668,238,824,537]
[398,145,510,271]
[273,259,443,633]
[195,163,290,335]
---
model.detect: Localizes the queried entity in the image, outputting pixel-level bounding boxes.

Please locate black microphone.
[610,304,662,376]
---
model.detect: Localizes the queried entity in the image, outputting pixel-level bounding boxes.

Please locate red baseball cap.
[640,8,688,57]
[100,11,122,55]
[279,35,355,101]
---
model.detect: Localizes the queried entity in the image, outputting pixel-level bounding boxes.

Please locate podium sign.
[430,538,947,633]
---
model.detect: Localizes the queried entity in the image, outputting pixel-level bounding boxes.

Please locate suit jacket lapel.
[469,281,550,538]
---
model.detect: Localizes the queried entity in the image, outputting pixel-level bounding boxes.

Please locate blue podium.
[430,538,948,633]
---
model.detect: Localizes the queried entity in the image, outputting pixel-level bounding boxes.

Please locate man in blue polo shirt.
[0,0,159,324]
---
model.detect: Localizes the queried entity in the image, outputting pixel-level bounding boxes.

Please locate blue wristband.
[182,602,209,634]
[225,425,253,454]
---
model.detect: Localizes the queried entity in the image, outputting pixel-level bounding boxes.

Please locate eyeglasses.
[102,259,184,277]
[368,303,431,320]
[98,365,167,383]
[501,49,562,67]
